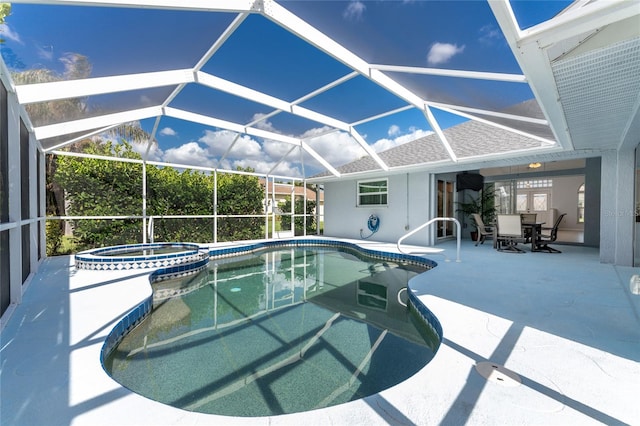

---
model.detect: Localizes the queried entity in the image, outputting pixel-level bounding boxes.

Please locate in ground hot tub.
[75,242,208,273]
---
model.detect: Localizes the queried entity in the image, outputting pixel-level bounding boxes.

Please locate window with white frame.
[517,179,553,189]
[358,179,388,206]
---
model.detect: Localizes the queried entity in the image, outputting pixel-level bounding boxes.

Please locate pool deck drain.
[475,362,522,387]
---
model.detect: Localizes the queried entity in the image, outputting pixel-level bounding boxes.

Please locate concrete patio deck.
[1,239,639,425]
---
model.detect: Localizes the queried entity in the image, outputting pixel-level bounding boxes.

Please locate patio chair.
[471,213,493,246]
[496,214,527,253]
[536,213,566,253]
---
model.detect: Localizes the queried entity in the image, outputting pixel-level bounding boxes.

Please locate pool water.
[104,247,438,417]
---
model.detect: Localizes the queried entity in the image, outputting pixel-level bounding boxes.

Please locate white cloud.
[303,127,366,166]
[479,24,501,45]
[163,142,214,168]
[427,42,465,65]
[197,129,236,156]
[262,138,297,160]
[36,45,53,61]
[343,1,366,21]
[250,113,277,132]
[370,138,398,153]
[230,136,264,159]
[130,140,164,162]
[199,129,264,159]
[139,95,154,107]
[159,127,176,136]
[371,128,433,153]
[230,158,302,178]
[269,162,302,178]
[195,129,297,173]
[155,122,434,177]
[0,24,21,43]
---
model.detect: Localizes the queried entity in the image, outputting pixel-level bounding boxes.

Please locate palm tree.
[0,3,10,27]
[11,53,154,253]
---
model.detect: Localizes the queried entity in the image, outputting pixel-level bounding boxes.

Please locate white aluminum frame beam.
[348,128,389,171]
[43,124,121,152]
[489,0,574,151]
[165,107,340,177]
[268,145,297,175]
[427,101,549,125]
[34,106,163,140]
[350,105,416,128]
[9,0,257,13]
[196,71,351,131]
[300,140,340,177]
[14,0,584,180]
[432,104,556,146]
[369,64,527,83]
[16,69,195,104]
[292,71,359,105]
[262,0,456,162]
[518,0,639,48]
[161,12,248,108]
[423,105,457,162]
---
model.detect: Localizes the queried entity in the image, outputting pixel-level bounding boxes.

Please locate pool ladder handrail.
[147,216,154,244]
[396,217,461,262]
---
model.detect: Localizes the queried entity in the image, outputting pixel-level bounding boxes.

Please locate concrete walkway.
[1,239,638,425]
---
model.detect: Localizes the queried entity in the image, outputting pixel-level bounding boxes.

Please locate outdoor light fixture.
[528,162,542,169]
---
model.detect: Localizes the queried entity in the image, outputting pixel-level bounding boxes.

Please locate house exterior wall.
[0,66,45,327]
[323,165,612,252]
[551,175,586,231]
[600,149,635,265]
[324,172,432,245]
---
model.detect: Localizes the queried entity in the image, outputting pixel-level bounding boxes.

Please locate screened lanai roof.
[1,0,639,180]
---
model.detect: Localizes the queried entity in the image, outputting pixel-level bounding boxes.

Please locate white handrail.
[396,217,461,262]
[147,216,154,244]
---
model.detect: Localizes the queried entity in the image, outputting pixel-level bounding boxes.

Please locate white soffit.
[552,36,640,150]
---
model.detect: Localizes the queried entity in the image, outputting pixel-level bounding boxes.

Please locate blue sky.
[1,1,571,178]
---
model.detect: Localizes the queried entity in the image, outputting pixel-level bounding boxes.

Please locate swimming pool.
[103,244,441,417]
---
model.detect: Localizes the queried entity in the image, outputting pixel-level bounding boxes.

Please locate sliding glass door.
[437,179,455,238]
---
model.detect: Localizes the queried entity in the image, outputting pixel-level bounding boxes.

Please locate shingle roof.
[314,107,549,178]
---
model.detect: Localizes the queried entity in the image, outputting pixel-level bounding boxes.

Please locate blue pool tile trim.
[101,296,153,364]
[75,242,203,271]
[205,239,438,270]
[100,238,443,365]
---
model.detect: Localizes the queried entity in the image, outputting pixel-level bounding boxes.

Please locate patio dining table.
[522,221,545,252]
[492,219,545,252]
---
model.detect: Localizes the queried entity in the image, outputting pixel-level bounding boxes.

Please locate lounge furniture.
[471,213,493,246]
[536,213,566,253]
[496,214,527,253]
